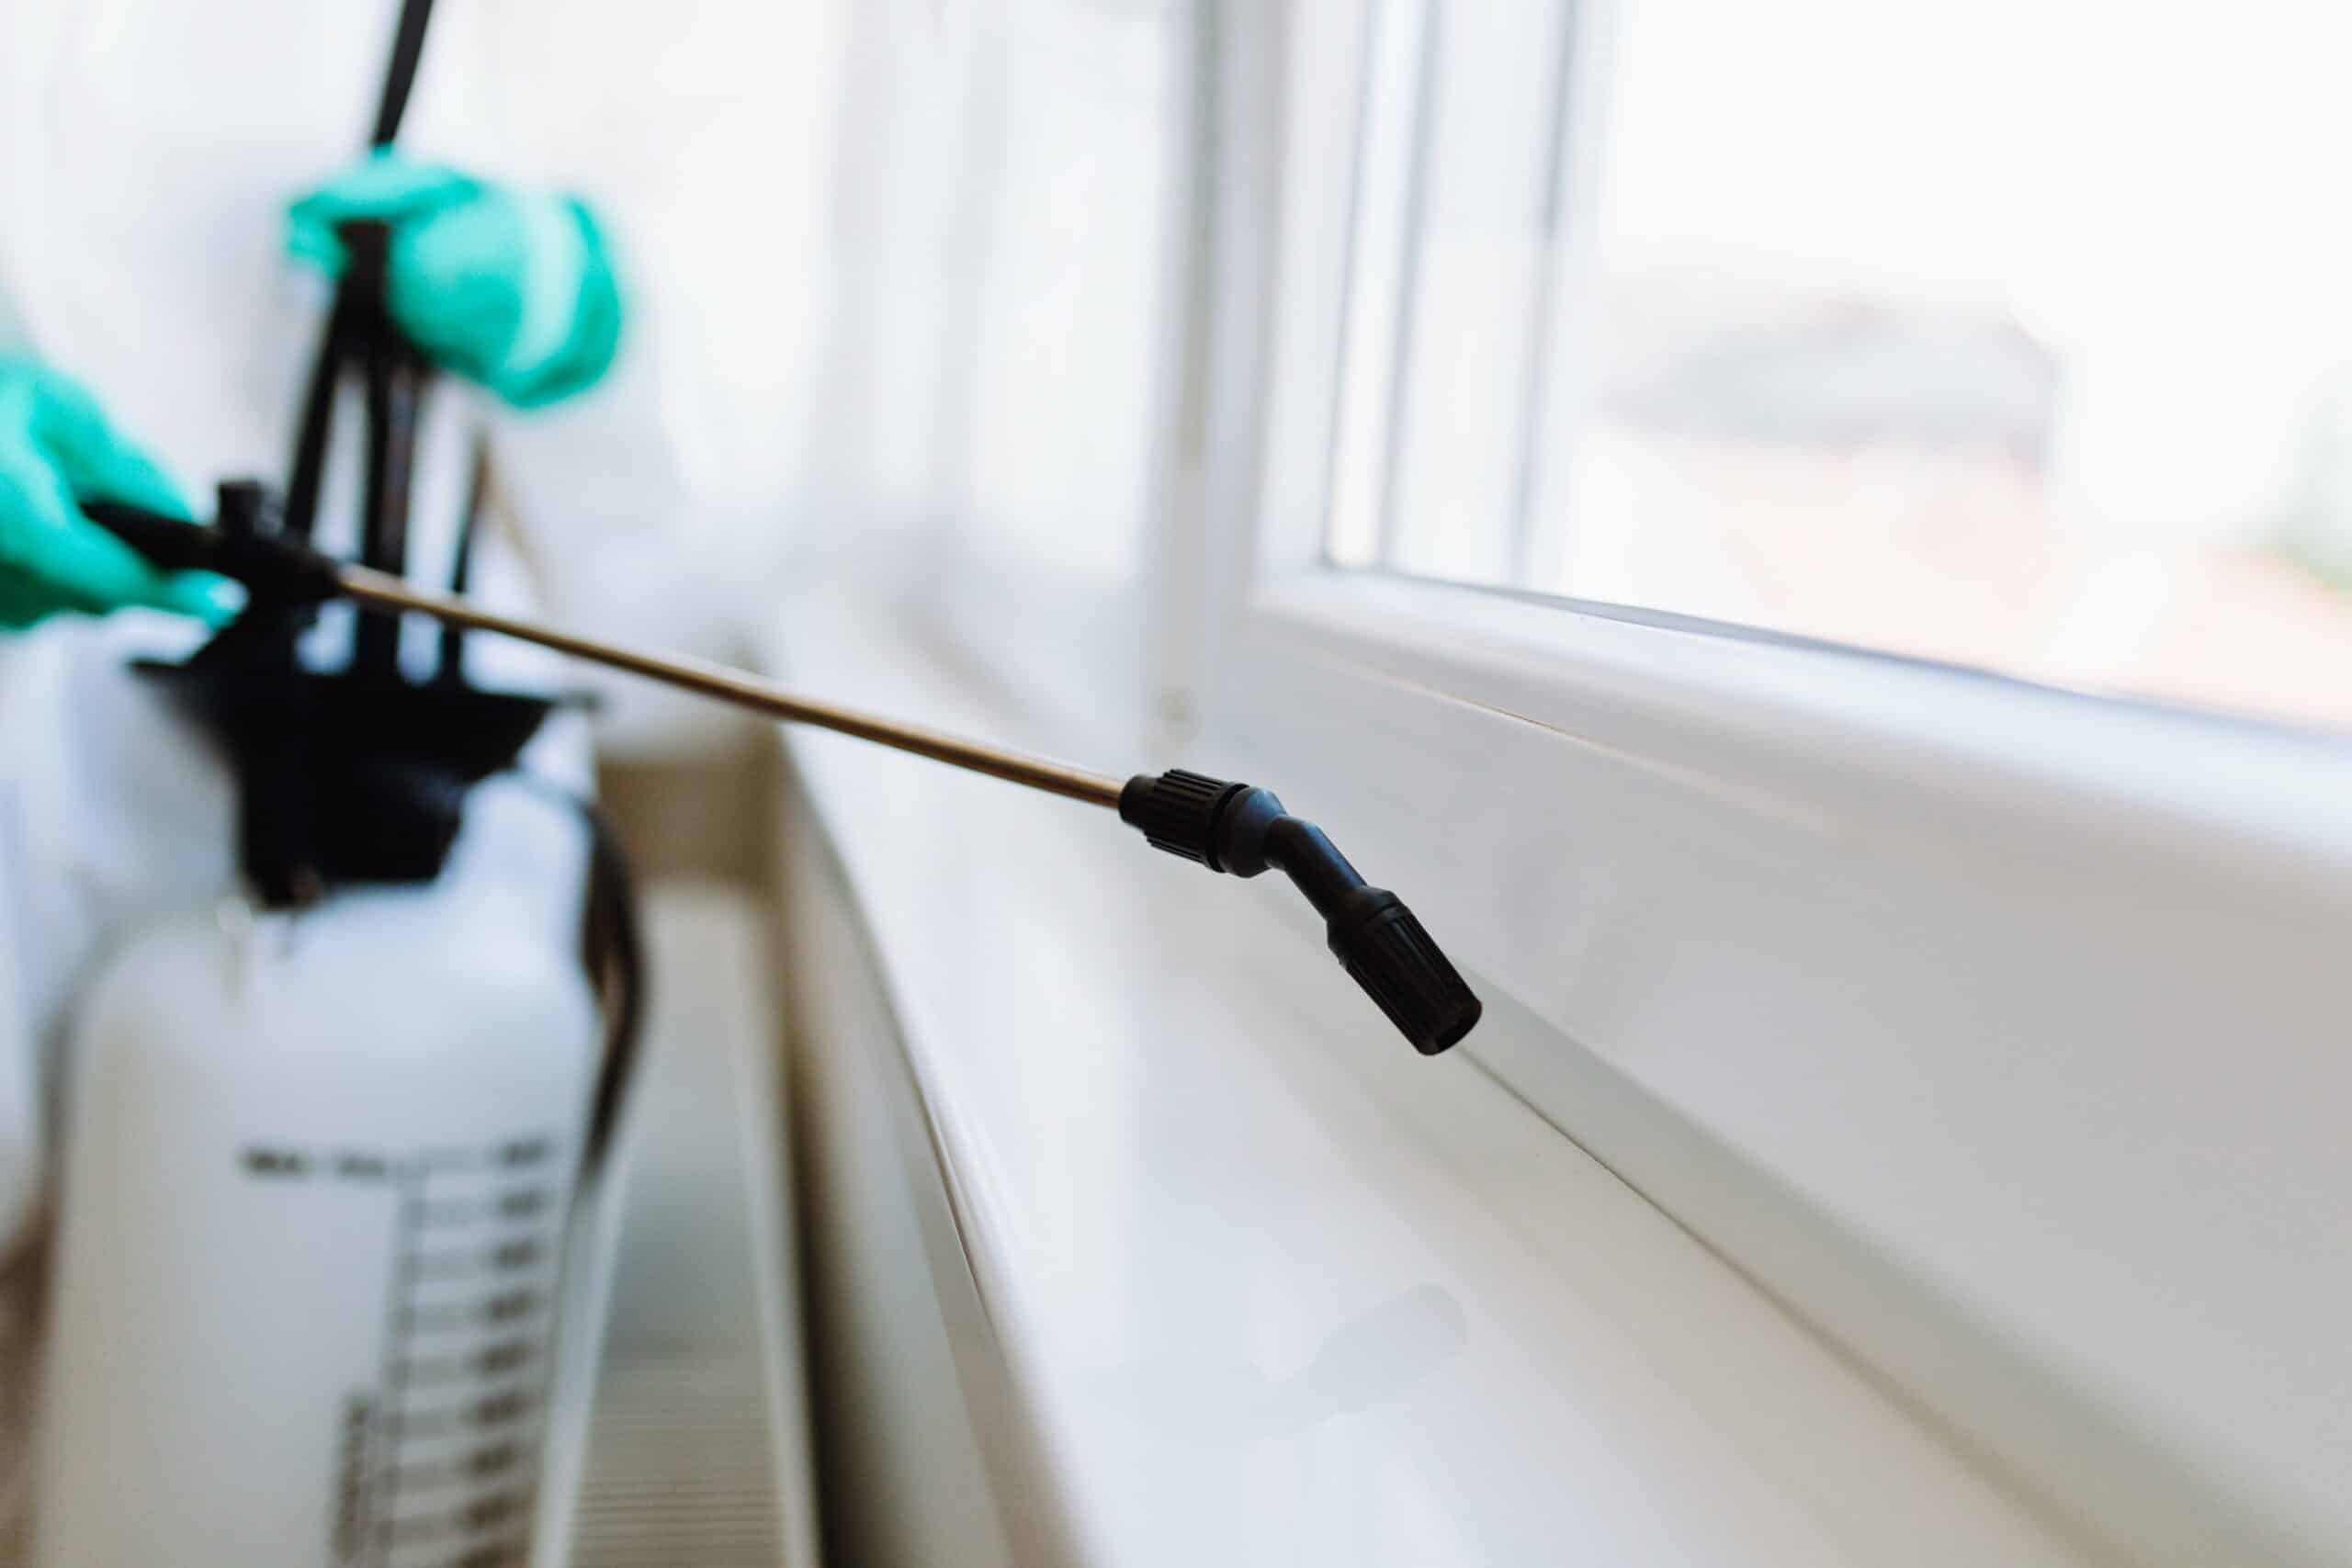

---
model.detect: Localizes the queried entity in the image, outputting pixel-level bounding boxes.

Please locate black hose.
[571,796,647,1174]
[370,0,439,148]
[435,443,492,684]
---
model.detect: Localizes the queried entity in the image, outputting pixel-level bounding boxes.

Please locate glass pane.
[1331,0,2352,731]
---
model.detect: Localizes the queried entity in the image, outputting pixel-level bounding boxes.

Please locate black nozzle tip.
[1121,769,1482,1054]
[1328,889,1482,1055]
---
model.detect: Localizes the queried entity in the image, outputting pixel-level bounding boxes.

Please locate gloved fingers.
[0,446,234,626]
[392,195,623,409]
[17,521,239,626]
[119,559,243,624]
[287,151,480,272]
[286,156,625,410]
[18,363,193,521]
[381,195,529,381]
[0,364,234,627]
[494,200,625,411]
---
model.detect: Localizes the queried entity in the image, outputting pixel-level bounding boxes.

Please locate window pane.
[1329,0,2352,731]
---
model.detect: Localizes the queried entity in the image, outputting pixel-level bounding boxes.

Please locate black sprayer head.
[1121,770,1482,1055]
[82,491,345,607]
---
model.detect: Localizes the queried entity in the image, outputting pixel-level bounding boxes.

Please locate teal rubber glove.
[0,359,235,630]
[288,152,623,410]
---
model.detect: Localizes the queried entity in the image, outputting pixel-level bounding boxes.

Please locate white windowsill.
[754,581,2093,1567]
[1210,564,2352,1568]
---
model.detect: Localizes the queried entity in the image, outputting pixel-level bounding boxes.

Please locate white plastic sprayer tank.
[34,778,614,1568]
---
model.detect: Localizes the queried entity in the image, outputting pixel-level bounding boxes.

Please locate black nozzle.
[1120,770,1482,1055]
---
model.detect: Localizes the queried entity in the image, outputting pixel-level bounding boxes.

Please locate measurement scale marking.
[369,1139,563,1568]
[367,1157,427,1563]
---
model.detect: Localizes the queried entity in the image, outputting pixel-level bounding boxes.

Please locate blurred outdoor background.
[1329,0,2352,728]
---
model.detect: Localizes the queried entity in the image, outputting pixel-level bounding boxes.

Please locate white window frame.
[1173,6,2352,1567]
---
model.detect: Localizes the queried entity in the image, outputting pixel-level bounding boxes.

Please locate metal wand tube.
[334,565,1127,809]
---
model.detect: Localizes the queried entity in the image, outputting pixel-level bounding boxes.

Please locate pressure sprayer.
[29,4,644,1561]
[90,493,1486,1056]
[47,483,641,1568]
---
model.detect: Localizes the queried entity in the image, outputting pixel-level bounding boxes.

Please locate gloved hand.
[0,359,235,631]
[288,152,624,410]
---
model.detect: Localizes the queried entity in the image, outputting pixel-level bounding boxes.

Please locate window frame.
[1178,6,2352,1567]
